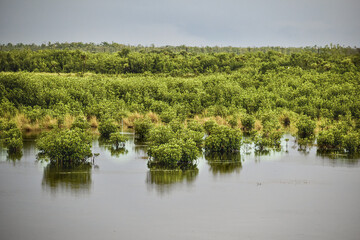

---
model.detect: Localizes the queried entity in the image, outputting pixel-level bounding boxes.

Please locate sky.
[0,0,359,47]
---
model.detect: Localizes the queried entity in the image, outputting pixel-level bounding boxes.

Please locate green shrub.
[228,117,238,128]
[36,128,92,166]
[134,117,153,140]
[177,128,204,147]
[187,120,203,133]
[98,119,117,138]
[160,108,177,123]
[169,119,183,133]
[241,114,255,132]
[148,125,175,145]
[148,142,182,169]
[0,121,23,153]
[109,132,126,149]
[71,116,90,130]
[316,125,344,151]
[296,115,316,139]
[204,120,217,135]
[253,130,283,152]
[342,132,360,153]
[205,125,242,152]
[148,138,199,170]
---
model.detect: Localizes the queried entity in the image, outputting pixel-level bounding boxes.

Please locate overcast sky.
[0,0,359,47]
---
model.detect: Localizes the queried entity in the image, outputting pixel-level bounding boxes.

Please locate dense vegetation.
[36,128,93,166]
[1,44,360,168]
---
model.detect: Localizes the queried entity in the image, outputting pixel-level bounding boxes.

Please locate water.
[1,135,360,240]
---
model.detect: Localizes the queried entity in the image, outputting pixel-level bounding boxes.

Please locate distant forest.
[1,42,359,75]
[1,42,359,54]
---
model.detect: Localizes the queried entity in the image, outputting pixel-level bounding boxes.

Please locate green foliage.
[169,119,183,133]
[317,118,360,154]
[134,117,153,140]
[71,116,90,130]
[228,117,238,128]
[187,120,203,133]
[160,108,177,123]
[241,114,255,133]
[1,46,360,156]
[109,132,126,149]
[177,128,204,147]
[204,120,217,135]
[147,123,201,170]
[148,125,175,145]
[148,142,182,169]
[342,132,360,153]
[148,138,198,170]
[253,130,283,152]
[0,120,23,153]
[296,115,316,139]
[98,119,117,138]
[205,125,242,152]
[0,98,16,117]
[36,128,92,166]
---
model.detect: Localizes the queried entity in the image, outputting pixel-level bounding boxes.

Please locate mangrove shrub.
[205,125,242,152]
[36,128,92,166]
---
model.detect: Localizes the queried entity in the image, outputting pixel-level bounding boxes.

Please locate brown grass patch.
[63,114,75,129]
[89,116,98,128]
[14,113,41,132]
[215,116,228,126]
[40,115,58,129]
[146,111,159,123]
[254,119,262,131]
[123,112,142,127]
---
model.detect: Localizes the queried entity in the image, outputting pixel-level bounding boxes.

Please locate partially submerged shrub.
[296,115,316,139]
[148,138,199,170]
[253,130,283,152]
[109,132,126,149]
[241,114,255,133]
[147,124,201,170]
[0,120,23,153]
[148,125,175,145]
[36,128,92,166]
[317,123,360,154]
[98,119,117,138]
[134,117,153,140]
[342,132,360,153]
[205,125,242,152]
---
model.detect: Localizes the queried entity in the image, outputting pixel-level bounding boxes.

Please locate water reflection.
[98,136,129,157]
[146,170,198,195]
[7,151,23,163]
[42,163,92,195]
[316,151,360,167]
[205,152,242,175]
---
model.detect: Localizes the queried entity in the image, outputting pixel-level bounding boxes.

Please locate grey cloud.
[0,0,359,46]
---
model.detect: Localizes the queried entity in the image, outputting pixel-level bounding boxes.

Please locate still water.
[1,134,360,240]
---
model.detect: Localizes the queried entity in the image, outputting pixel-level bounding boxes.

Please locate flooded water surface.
[1,135,360,240]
